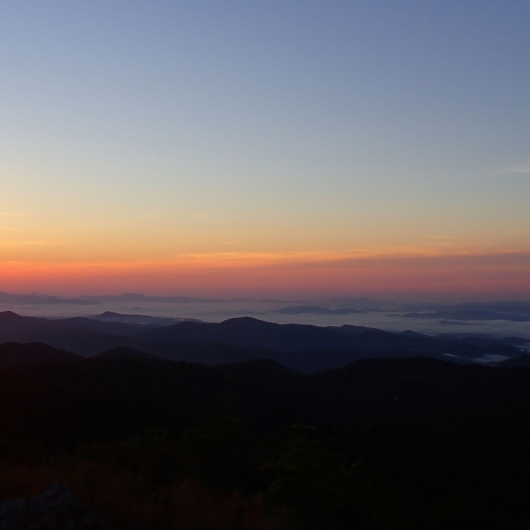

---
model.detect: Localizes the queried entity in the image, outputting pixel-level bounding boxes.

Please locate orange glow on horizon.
[1,247,529,300]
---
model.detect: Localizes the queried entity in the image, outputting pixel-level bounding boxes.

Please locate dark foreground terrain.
[1,339,530,529]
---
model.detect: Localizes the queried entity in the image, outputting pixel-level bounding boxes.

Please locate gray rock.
[0,483,114,530]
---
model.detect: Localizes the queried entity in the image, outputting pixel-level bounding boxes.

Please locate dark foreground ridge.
[2,318,530,528]
[3,346,530,434]
[0,342,79,367]
[0,483,113,530]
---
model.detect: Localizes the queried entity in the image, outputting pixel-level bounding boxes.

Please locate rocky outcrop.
[0,483,114,530]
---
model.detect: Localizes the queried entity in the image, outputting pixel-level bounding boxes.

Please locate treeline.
[1,354,530,529]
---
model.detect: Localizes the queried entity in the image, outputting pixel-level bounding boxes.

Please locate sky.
[1,1,529,300]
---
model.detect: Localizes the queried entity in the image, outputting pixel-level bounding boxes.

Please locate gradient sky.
[1,1,529,299]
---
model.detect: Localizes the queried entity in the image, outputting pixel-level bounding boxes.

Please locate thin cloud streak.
[3,245,530,269]
[494,162,530,175]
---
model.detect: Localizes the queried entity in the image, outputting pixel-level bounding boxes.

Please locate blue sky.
[1,1,529,297]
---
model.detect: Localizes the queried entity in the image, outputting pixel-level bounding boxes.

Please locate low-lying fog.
[2,294,530,341]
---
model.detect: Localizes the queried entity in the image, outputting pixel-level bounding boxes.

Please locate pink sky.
[2,249,529,301]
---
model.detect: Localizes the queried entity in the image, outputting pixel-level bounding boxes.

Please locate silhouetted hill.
[306,357,530,422]
[0,292,93,305]
[94,347,154,360]
[338,324,390,334]
[0,312,526,370]
[0,311,52,334]
[499,355,530,368]
[219,357,298,378]
[8,354,530,431]
[0,367,183,450]
[57,316,157,336]
[0,342,80,367]
[0,310,174,343]
[140,339,276,366]
[136,317,351,350]
[136,317,449,353]
[5,351,530,528]
[139,341,465,373]
[90,311,181,326]
[2,327,136,357]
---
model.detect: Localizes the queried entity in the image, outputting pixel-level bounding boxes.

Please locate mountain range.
[2,314,530,529]
[0,311,528,372]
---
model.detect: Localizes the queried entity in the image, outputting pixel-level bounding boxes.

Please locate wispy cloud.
[495,162,530,175]
[21,245,524,270]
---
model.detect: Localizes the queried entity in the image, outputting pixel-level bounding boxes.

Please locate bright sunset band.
[2,247,529,299]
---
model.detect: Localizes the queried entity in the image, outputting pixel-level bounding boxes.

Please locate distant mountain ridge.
[88,311,186,326]
[0,292,94,305]
[274,306,368,315]
[0,311,527,372]
[403,310,530,322]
